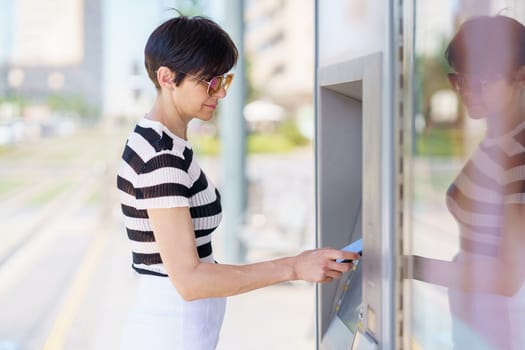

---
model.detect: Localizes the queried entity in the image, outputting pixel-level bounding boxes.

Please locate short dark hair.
[445,15,525,76]
[144,15,238,90]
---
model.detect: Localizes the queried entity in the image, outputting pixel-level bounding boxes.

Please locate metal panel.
[316,52,385,346]
[317,80,363,337]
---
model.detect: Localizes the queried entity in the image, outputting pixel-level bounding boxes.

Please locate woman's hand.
[291,248,360,283]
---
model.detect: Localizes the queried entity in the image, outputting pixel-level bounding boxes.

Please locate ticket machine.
[316,52,394,349]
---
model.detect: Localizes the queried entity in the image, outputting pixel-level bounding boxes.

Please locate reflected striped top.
[446,120,525,256]
[116,118,222,277]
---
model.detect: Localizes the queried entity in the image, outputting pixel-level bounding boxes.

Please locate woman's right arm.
[148,206,359,301]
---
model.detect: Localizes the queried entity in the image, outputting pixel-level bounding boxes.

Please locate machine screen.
[336,260,362,333]
[336,206,362,334]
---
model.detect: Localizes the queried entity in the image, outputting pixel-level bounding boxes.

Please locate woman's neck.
[147,93,189,140]
[486,94,525,138]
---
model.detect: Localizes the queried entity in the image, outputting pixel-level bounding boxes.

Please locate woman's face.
[171,74,228,122]
[454,72,519,119]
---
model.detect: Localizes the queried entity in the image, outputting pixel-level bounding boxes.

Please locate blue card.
[341,238,362,254]
[337,238,362,263]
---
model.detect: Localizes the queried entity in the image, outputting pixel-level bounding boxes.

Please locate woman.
[411,15,525,349]
[116,15,358,349]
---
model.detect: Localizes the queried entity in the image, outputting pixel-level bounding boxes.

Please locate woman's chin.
[468,113,486,120]
[466,107,487,119]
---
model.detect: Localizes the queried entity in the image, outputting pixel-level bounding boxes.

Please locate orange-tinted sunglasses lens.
[207,74,234,96]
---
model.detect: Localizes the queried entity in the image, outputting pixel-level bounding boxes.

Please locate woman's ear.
[156,66,175,89]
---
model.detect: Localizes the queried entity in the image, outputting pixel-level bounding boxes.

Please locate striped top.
[446,120,525,256]
[117,118,222,277]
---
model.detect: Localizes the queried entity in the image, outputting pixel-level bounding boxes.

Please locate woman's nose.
[214,86,227,99]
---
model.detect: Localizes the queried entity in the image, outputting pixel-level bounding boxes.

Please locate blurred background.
[0,0,316,349]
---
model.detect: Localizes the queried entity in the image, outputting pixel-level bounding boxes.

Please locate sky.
[0,0,14,64]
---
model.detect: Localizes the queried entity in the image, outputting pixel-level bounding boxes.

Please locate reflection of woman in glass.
[411,15,525,349]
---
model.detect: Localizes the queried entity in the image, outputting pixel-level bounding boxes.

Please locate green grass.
[247,134,296,153]
[416,128,464,157]
[190,133,306,156]
[190,135,220,155]
[190,119,310,155]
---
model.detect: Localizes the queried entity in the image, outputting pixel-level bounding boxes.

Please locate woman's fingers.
[294,247,361,283]
[334,250,360,262]
[320,276,333,283]
[327,260,354,273]
[325,269,343,280]
[321,250,360,282]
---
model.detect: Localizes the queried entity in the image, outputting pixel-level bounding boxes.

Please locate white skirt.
[120,274,226,350]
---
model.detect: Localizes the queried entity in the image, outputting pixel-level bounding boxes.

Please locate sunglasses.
[447,72,504,94]
[180,72,234,96]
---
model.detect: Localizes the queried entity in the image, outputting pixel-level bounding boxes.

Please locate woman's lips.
[204,104,217,110]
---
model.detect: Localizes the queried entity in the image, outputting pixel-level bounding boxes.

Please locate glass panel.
[409,1,525,349]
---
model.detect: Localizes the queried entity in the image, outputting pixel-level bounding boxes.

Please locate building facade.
[0,0,102,116]
[245,0,314,109]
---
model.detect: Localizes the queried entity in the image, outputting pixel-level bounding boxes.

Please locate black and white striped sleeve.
[503,152,525,205]
[135,152,192,209]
